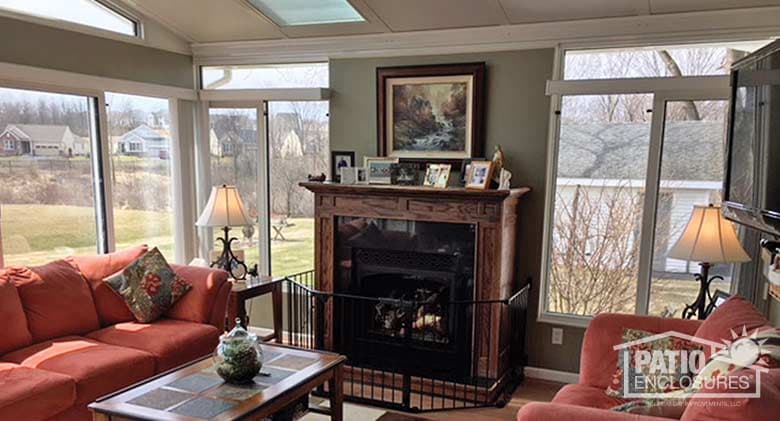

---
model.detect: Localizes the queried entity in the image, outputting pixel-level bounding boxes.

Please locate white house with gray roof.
[556,120,726,275]
[0,124,88,157]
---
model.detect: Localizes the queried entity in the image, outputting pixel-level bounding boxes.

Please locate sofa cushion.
[105,247,192,323]
[168,264,230,325]
[0,362,76,421]
[87,318,221,371]
[66,245,148,326]
[681,368,780,421]
[5,261,100,342]
[605,328,702,398]
[0,276,33,354]
[2,336,155,404]
[694,296,769,359]
[552,384,627,410]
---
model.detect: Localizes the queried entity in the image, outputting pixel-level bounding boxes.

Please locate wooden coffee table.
[89,344,345,421]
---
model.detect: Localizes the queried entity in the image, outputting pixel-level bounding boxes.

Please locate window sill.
[537,311,593,329]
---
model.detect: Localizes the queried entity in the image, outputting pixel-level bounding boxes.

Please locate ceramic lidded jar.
[214,318,263,384]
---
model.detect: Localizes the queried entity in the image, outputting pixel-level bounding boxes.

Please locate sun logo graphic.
[612,326,777,399]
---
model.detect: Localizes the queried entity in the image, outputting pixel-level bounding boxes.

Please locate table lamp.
[668,204,750,319]
[196,185,253,279]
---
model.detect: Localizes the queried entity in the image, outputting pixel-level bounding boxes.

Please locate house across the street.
[556,120,725,275]
[115,124,170,158]
[0,124,88,157]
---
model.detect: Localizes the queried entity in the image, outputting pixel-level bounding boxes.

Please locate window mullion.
[257,101,271,277]
[635,95,667,315]
[89,94,114,253]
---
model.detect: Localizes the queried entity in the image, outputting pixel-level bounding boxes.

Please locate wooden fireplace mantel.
[300,181,531,381]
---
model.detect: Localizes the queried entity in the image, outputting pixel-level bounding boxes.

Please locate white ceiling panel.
[650,0,780,14]
[499,0,648,23]
[364,0,509,32]
[125,0,284,42]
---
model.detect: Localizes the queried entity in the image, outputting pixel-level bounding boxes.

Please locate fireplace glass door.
[333,217,476,378]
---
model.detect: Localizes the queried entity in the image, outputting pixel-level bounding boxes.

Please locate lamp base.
[682,262,722,320]
[211,226,248,280]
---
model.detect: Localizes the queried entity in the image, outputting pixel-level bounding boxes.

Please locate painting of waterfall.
[377,63,485,162]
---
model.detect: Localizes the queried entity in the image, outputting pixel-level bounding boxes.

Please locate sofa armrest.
[580,313,703,389]
[517,402,672,421]
[167,265,230,330]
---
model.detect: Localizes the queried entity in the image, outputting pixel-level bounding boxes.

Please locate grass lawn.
[0,204,315,277]
[235,218,316,277]
[1,204,174,267]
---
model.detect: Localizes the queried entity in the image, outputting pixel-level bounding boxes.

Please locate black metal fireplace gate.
[277,271,530,413]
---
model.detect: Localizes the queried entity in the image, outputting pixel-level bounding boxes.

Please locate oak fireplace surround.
[301,182,529,386]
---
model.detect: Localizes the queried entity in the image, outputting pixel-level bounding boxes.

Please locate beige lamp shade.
[668,204,750,263]
[196,185,253,228]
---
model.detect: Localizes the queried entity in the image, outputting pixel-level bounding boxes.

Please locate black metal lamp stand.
[211,226,248,280]
[682,262,723,320]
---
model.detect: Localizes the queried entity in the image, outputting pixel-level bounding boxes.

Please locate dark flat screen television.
[724,40,780,236]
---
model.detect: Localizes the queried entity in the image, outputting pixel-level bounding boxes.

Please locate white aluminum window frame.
[538,46,732,327]
[0,61,198,265]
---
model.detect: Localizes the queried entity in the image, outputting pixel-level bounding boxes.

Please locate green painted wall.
[329,49,586,373]
[0,16,193,89]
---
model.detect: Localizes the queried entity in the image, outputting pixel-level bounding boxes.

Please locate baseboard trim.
[524,366,579,384]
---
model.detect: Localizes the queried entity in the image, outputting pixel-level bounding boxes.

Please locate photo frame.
[339,167,356,184]
[423,164,440,187]
[424,164,450,188]
[364,157,399,184]
[356,167,368,184]
[465,160,494,189]
[390,163,419,185]
[331,151,355,182]
[377,63,486,165]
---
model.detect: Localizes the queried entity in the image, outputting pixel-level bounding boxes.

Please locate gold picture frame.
[464,160,493,189]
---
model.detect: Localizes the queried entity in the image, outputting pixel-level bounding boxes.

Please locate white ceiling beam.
[192,6,780,65]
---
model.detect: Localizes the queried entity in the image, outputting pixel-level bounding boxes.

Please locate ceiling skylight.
[0,0,137,36]
[248,0,365,26]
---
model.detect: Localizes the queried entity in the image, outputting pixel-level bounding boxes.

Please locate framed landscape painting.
[377,63,485,164]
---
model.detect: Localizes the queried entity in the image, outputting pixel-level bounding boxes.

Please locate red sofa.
[518,304,780,421]
[0,245,231,421]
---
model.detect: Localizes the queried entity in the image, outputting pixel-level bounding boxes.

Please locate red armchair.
[518,303,779,421]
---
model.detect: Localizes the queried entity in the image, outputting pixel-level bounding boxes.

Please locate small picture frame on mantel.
[464,160,494,189]
[331,151,355,182]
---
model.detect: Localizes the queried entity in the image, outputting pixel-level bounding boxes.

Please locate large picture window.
[0,86,98,267]
[106,93,175,257]
[548,94,652,315]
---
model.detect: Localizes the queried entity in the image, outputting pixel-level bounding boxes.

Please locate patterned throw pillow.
[606,328,702,398]
[104,247,191,323]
